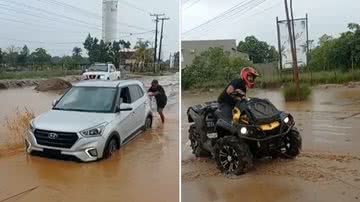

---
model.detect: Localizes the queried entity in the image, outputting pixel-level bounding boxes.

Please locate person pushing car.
[148,80,167,123]
[218,67,259,118]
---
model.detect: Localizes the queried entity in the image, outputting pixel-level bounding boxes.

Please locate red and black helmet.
[240,67,259,89]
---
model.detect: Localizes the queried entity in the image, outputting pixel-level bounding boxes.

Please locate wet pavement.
[182,86,360,202]
[0,73,179,202]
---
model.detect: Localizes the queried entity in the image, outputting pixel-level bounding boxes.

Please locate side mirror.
[52,99,59,107]
[115,103,133,112]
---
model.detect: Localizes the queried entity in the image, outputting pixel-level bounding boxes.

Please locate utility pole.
[150,13,165,73]
[284,0,300,100]
[276,17,282,70]
[158,17,170,64]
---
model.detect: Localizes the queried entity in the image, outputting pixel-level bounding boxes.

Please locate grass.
[283,84,312,101]
[0,70,81,80]
[258,69,360,86]
[183,69,360,91]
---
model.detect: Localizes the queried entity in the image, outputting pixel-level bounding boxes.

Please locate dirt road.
[182,86,360,202]
[0,74,179,202]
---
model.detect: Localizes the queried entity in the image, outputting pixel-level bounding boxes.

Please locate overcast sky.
[182,0,360,47]
[0,0,179,58]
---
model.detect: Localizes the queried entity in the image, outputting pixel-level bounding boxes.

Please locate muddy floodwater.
[0,74,179,202]
[182,86,360,202]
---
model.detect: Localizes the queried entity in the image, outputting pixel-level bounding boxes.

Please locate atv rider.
[218,67,259,119]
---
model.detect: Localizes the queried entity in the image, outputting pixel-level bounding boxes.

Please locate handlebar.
[230,91,246,99]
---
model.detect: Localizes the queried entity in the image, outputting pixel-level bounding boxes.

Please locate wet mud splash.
[182,152,360,183]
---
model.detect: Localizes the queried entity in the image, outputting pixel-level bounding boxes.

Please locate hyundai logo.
[48,133,58,139]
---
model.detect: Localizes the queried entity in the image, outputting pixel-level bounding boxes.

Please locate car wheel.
[281,128,302,159]
[107,77,110,80]
[188,124,211,157]
[215,136,253,175]
[144,116,152,130]
[104,137,119,159]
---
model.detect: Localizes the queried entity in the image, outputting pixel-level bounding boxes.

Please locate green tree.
[29,48,51,66]
[17,45,30,66]
[0,48,3,66]
[4,46,19,66]
[182,47,251,89]
[109,40,131,69]
[133,40,153,71]
[310,23,360,70]
[237,36,278,63]
[72,46,82,65]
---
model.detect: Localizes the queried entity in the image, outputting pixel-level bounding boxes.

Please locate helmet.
[240,67,259,88]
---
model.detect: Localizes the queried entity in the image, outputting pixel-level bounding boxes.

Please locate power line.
[194,0,267,36]
[119,0,150,15]
[183,0,201,10]
[182,0,252,34]
[0,4,101,31]
[0,0,101,29]
[182,0,267,36]
[37,0,101,19]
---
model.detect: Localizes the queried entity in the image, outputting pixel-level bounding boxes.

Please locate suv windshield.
[54,87,117,113]
[88,64,108,72]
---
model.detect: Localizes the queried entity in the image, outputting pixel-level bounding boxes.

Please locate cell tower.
[102,0,118,43]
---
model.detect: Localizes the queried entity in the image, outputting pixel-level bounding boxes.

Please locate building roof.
[182,39,237,51]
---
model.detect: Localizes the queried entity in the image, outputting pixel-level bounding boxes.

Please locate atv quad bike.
[187,93,302,175]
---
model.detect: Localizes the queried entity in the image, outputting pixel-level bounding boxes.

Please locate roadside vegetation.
[182,23,360,92]
[0,69,80,80]
[283,84,311,101]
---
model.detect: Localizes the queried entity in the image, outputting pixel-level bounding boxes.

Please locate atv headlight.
[284,117,289,124]
[240,127,248,135]
[80,123,107,137]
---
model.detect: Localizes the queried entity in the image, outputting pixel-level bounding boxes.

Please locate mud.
[34,78,72,92]
[0,73,179,202]
[0,75,81,89]
[182,86,360,202]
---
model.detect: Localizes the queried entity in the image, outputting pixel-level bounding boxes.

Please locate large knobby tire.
[215,136,253,175]
[188,124,211,157]
[104,137,119,159]
[281,128,302,159]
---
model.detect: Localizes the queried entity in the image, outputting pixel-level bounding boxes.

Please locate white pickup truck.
[82,63,121,80]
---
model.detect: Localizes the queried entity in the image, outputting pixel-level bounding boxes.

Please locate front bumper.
[25,130,106,162]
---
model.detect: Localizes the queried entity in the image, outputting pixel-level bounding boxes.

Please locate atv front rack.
[216,118,295,141]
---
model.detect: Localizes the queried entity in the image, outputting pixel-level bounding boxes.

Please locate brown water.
[0,74,179,202]
[182,86,360,202]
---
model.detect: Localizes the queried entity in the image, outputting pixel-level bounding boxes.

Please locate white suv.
[26,80,153,162]
[82,63,121,80]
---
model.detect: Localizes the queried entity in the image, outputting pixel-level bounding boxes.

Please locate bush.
[283,84,312,101]
[182,47,251,90]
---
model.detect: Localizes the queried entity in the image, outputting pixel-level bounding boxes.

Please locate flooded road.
[0,73,179,202]
[182,86,360,202]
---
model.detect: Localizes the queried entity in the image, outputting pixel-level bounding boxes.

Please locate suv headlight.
[100,75,105,79]
[80,123,107,137]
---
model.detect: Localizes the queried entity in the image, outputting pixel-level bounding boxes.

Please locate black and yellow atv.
[187,93,302,175]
